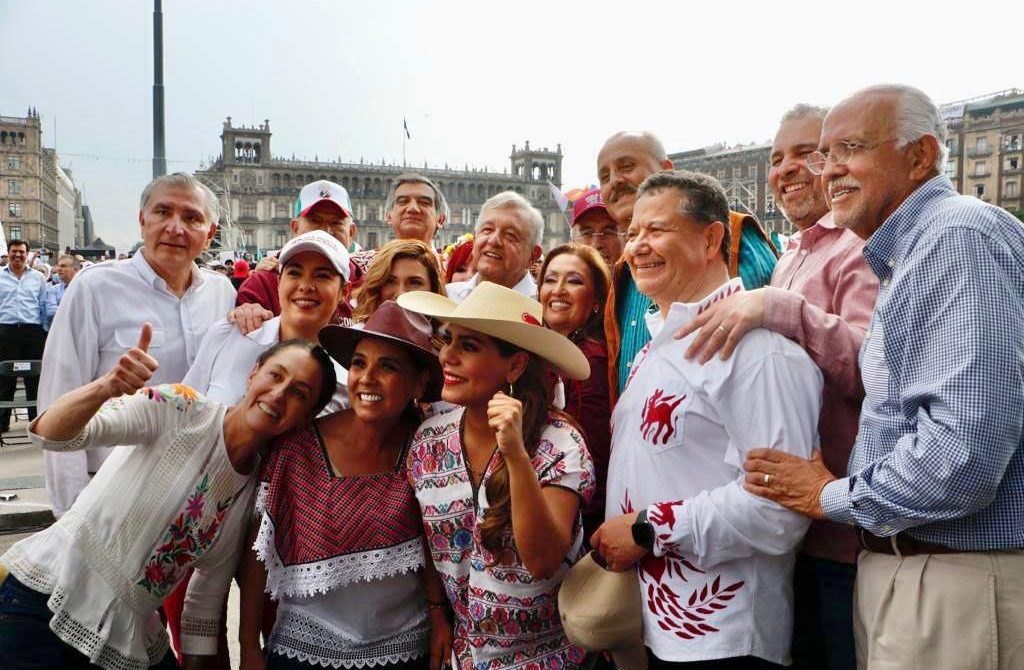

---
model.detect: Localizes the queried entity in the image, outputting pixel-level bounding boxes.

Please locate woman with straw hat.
[398,281,595,670]
[237,301,452,670]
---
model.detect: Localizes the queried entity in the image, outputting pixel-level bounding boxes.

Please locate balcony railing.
[968,147,993,158]
[972,171,991,178]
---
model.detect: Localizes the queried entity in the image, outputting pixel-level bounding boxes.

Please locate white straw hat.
[397,281,590,381]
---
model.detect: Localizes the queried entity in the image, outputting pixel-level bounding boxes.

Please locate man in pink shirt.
[676,103,879,670]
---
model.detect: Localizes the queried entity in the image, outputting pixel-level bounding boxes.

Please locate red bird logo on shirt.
[640,389,686,445]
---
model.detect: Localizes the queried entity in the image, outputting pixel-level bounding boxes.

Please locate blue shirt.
[615,268,655,395]
[820,176,1024,550]
[44,281,68,326]
[0,265,47,325]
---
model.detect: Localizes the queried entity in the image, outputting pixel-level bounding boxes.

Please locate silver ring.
[763,473,772,486]
[717,325,729,334]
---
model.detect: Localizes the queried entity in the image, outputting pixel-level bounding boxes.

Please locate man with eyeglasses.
[737,84,1024,668]
[569,187,623,266]
[677,104,878,670]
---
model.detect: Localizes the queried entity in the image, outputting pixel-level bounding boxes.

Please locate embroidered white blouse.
[606,279,823,665]
[2,385,256,670]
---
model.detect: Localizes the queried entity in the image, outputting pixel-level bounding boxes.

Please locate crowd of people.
[0,82,1022,670]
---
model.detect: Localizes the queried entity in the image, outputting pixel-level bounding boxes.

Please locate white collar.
[645,277,745,342]
[133,251,203,294]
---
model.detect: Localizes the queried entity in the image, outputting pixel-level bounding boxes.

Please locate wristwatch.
[631,509,655,551]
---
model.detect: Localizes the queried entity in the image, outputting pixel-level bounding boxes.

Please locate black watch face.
[632,519,654,549]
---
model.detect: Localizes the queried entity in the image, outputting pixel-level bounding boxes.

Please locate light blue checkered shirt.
[820,176,1024,550]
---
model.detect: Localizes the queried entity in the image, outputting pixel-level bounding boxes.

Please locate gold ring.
[763,473,772,486]
[717,325,729,334]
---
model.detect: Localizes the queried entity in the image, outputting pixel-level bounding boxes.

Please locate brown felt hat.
[319,301,443,401]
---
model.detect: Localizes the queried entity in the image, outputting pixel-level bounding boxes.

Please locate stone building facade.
[942,89,1024,214]
[194,118,569,254]
[669,142,790,235]
[1,109,60,257]
[0,108,86,258]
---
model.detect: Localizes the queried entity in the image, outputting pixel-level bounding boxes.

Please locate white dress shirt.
[445,271,537,302]
[40,252,236,516]
[182,316,349,413]
[606,279,822,665]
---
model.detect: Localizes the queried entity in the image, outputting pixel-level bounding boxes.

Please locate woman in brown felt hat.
[398,281,596,670]
[237,301,451,670]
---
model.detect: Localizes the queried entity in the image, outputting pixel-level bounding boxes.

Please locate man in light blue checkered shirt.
[741,84,1024,668]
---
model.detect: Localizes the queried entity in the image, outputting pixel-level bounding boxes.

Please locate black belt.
[857,528,962,556]
[0,323,43,329]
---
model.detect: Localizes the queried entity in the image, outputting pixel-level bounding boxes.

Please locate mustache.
[610,183,637,202]
[828,177,861,197]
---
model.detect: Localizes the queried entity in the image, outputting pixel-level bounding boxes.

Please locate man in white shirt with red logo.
[592,170,822,668]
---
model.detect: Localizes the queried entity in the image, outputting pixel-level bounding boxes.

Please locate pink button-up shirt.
[762,213,879,563]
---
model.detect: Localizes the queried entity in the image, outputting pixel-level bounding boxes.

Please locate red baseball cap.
[572,188,607,225]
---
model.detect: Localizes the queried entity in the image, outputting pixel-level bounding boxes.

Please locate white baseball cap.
[278,230,350,282]
[296,180,353,219]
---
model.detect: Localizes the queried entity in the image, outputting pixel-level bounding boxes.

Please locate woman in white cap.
[181,229,351,411]
[238,301,450,670]
[397,281,595,670]
[163,229,352,665]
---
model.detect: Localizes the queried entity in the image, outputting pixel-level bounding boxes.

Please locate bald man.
[597,131,779,402]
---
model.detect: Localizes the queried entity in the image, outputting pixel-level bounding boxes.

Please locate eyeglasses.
[806,138,900,175]
[572,229,627,242]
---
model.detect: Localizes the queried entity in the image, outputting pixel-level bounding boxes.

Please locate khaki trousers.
[854,548,1024,670]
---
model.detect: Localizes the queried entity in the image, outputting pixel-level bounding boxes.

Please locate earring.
[507,382,514,397]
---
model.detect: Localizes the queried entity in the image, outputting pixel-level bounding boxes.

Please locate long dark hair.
[478,338,553,557]
[255,339,337,415]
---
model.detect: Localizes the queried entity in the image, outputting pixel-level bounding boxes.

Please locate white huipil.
[2,386,254,670]
[606,279,823,665]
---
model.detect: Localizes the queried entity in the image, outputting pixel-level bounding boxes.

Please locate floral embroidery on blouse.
[142,383,199,412]
[136,473,236,598]
[409,408,595,670]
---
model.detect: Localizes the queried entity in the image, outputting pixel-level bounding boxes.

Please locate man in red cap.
[570,187,624,266]
[233,180,355,327]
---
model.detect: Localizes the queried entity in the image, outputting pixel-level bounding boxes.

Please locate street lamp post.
[152,0,167,178]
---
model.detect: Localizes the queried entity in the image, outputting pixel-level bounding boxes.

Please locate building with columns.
[195,118,569,253]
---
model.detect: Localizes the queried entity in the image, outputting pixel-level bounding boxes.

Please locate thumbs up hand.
[101,322,160,398]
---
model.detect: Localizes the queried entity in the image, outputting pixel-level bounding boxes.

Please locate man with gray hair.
[348,172,448,276]
[446,191,543,301]
[678,103,878,670]
[44,253,82,326]
[41,172,236,516]
[742,85,1024,668]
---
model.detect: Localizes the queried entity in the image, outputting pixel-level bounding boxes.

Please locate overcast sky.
[2,0,1021,251]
